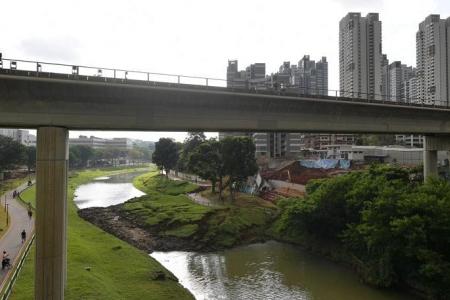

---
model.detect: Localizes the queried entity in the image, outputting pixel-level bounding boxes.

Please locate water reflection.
[74,172,146,209]
[151,241,414,300]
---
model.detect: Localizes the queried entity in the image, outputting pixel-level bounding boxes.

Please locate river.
[75,172,415,300]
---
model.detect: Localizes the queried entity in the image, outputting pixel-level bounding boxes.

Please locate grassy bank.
[10,167,194,300]
[123,171,278,249]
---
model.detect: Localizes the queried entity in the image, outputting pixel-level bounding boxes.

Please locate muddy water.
[151,242,415,300]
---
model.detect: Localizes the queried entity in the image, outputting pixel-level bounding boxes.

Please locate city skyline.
[2,0,450,141]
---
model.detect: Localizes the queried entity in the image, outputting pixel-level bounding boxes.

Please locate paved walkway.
[0,182,35,288]
[187,193,222,207]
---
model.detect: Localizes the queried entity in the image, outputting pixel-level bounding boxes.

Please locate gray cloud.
[20,36,80,62]
[334,0,383,9]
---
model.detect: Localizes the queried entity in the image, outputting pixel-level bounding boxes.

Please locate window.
[428,45,435,56]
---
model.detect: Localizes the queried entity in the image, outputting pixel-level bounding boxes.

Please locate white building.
[69,135,134,150]
[388,61,416,102]
[339,12,383,100]
[416,15,450,106]
[0,129,36,147]
[253,132,303,158]
[395,134,424,148]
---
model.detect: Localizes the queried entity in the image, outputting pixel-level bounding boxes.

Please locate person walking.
[2,251,10,270]
[27,209,33,220]
[21,229,26,243]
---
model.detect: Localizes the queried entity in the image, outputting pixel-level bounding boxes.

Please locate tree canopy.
[188,139,224,193]
[152,138,179,177]
[188,136,257,200]
[178,132,206,172]
[221,136,258,199]
[275,165,450,297]
[0,136,26,172]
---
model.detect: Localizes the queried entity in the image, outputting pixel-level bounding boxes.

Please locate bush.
[275,165,450,297]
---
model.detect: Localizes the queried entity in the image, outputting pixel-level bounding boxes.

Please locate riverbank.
[79,167,439,299]
[10,167,194,300]
[80,171,279,252]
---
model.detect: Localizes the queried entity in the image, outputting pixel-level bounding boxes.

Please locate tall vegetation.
[0,136,27,173]
[69,145,152,169]
[152,138,179,177]
[188,136,257,201]
[275,165,450,298]
[178,132,206,172]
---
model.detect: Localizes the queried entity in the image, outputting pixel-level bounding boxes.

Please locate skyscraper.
[388,61,415,102]
[226,60,247,88]
[339,13,383,100]
[290,55,328,95]
[416,15,450,106]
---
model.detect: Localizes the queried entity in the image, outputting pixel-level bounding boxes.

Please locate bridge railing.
[0,57,447,108]
[0,234,35,300]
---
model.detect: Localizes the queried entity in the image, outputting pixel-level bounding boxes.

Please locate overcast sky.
[2,0,450,142]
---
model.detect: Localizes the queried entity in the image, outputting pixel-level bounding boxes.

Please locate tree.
[69,145,94,168]
[188,139,224,195]
[152,138,178,177]
[178,132,206,172]
[128,148,143,165]
[25,146,36,172]
[221,137,258,201]
[0,136,26,173]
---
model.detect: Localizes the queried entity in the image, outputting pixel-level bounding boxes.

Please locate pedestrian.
[12,190,16,198]
[2,251,9,270]
[28,209,33,220]
[21,229,26,243]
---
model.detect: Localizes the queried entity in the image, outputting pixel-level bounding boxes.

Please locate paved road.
[0,182,35,288]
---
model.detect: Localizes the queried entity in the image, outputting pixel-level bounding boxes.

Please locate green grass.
[125,172,278,249]
[133,171,199,195]
[0,177,28,196]
[0,202,7,238]
[10,167,194,300]
[19,187,35,209]
[126,172,212,230]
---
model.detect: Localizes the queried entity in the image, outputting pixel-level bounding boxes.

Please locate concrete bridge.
[1,62,450,299]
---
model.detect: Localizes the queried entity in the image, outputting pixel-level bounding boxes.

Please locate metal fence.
[0,234,35,300]
[0,56,448,109]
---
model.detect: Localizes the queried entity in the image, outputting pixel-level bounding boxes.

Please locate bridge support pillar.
[423,135,450,181]
[35,127,68,300]
[423,148,438,180]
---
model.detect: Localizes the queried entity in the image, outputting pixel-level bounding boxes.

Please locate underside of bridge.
[1,74,450,299]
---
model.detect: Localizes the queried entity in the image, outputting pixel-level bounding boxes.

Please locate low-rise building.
[0,129,36,147]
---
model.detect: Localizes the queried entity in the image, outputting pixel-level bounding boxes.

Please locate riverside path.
[0,181,35,290]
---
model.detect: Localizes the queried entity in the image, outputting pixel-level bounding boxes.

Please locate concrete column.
[423,149,438,180]
[35,127,68,300]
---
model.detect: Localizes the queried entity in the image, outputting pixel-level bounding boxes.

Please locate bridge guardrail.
[0,234,35,300]
[0,57,448,109]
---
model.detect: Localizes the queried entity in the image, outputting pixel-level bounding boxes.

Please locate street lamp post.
[6,204,9,225]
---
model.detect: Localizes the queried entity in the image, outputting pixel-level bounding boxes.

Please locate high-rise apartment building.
[381,54,389,99]
[226,60,247,88]
[416,15,450,106]
[253,132,303,158]
[388,61,416,102]
[290,56,328,95]
[246,63,266,89]
[339,13,383,100]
